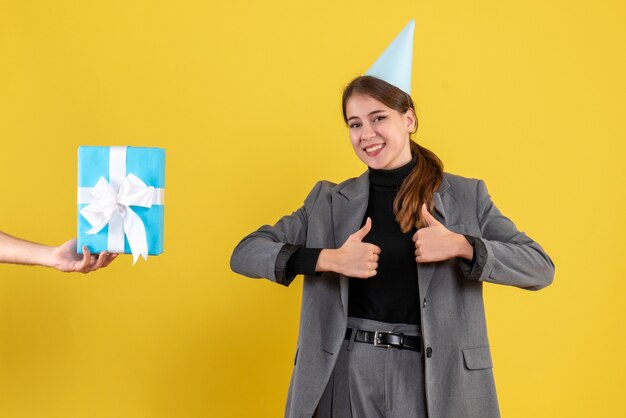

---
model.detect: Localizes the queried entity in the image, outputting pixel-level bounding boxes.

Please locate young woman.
[230,75,555,418]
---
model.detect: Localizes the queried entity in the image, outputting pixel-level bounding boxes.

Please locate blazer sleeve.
[460,179,555,290]
[229,181,326,287]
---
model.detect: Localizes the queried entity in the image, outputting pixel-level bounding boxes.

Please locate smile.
[364,143,385,156]
[365,144,384,152]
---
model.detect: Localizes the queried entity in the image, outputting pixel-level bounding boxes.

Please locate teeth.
[365,144,384,153]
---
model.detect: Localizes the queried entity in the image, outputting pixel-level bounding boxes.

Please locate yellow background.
[1,0,624,417]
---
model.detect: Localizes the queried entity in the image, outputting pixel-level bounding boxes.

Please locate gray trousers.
[314,317,427,418]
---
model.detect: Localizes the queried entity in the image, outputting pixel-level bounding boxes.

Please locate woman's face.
[345,93,415,170]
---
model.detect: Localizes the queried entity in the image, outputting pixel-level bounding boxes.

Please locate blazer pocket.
[462,346,493,370]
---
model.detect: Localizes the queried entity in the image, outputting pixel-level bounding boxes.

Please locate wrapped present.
[77,146,165,264]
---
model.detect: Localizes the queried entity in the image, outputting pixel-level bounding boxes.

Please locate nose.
[360,123,376,141]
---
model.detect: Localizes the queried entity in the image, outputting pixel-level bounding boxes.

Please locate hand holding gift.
[50,238,117,273]
[0,231,117,273]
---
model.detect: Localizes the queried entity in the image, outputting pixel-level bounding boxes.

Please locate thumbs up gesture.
[413,204,472,263]
[316,217,381,278]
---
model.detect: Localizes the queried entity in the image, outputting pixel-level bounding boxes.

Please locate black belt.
[345,328,421,352]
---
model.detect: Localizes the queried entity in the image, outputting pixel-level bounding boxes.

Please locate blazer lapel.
[332,171,369,317]
[417,175,451,301]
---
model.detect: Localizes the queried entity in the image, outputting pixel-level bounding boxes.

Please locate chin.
[362,158,388,170]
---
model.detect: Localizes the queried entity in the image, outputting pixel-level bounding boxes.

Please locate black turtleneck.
[347,154,421,324]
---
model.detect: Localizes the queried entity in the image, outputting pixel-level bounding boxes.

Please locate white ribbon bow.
[80,174,155,264]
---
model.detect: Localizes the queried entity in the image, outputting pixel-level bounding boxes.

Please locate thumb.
[421,203,441,227]
[352,217,372,241]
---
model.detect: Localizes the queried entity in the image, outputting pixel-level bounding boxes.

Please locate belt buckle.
[373,331,393,348]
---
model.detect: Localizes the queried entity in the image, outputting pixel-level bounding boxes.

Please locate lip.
[363,143,385,157]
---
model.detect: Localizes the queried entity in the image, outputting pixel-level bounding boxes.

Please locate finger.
[102,253,118,268]
[421,203,441,227]
[100,253,115,268]
[82,246,98,272]
[76,257,88,273]
[359,269,376,279]
[370,253,379,262]
[352,217,372,241]
[78,258,91,274]
[370,244,381,254]
[86,254,98,273]
[81,256,96,274]
[77,246,92,273]
[94,251,108,270]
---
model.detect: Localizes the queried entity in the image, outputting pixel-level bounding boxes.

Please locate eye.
[373,115,386,122]
[349,122,362,129]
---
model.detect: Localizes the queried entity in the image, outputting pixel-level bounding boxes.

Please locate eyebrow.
[347,110,387,122]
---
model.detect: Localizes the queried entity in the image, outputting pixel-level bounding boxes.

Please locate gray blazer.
[230,171,555,418]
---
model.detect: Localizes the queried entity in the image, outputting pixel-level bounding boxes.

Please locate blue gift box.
[77,146,165,259]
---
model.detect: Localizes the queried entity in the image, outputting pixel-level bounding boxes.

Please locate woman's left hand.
[413,204,473,263]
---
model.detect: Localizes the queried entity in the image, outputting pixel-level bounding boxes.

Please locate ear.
[405,109,417,132]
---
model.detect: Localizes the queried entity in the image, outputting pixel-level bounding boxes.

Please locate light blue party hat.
[366,19,415,95]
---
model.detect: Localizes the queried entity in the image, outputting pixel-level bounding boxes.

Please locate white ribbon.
[78,146,164,264]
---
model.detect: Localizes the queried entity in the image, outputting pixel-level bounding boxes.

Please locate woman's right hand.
[316,217,381,278]
[49,239,118,273]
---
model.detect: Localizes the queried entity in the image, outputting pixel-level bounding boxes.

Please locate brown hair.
[342,75,444,232]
